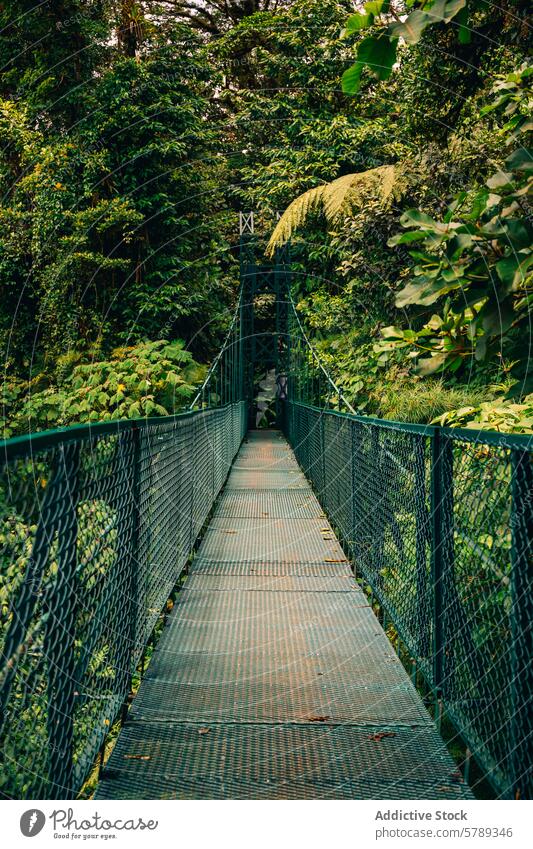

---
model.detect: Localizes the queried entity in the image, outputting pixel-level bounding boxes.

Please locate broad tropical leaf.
[267,165,404,254]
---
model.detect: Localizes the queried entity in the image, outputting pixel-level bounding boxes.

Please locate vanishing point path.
[96,430,472,800]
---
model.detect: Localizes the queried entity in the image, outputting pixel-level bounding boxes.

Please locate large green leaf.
[389,10,431,45]
[486,170,513,190]
[496,252,533,291]
[501,219,532,250]
[505,148,533,172]
[388,230,427,246]
[342,35,398,94]
[455,6,471,44]
[343,12,374,34]
[389,0,466,45]
[343,1,389,35]
[399,209,439,228]
[480,300,515,336]
[395,276,464,308]
[341,62,364,95]
[428,0,467,24]
[415,352,449,375]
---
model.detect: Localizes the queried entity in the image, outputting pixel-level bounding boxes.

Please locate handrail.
[0,402,240,461]
[283,398,532,799]
[0,399,247,798]
[287,399,533,448]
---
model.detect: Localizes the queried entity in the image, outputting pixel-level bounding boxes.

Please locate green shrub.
[8,340,204,435]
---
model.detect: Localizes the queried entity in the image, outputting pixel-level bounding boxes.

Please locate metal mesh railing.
[284,401,532,800]
[0,402,246,799]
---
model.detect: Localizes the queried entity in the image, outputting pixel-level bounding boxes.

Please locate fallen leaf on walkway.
[324,558,347,563]
[198,727,211,735]
[124,754,151,760]
[307,715,330,722]
[221,530,237,534]
[368,731,396,741]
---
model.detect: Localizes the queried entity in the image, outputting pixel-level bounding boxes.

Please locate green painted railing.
[0,402,247,798]
[283,400,532,799]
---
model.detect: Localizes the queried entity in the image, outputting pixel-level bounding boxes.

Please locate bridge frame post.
[510,448,532,799]
[430,429,454,695]
[238,211,291,428]
[119,425,142,726]
[46,441,80,799]
[414,436,431,660]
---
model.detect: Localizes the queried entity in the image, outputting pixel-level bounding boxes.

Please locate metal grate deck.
[213,489,324,519]
[190,559,354,577]
[197,517,346,562]
[96,430,473,800]
[96,723,472,800]
[225,468,309,489]
[184,572,358,591]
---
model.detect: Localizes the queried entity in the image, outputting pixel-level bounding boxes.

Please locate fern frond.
[267,165,403,255]
[268,184,325,253]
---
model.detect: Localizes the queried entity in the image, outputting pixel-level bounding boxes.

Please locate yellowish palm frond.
[267,165,402,255]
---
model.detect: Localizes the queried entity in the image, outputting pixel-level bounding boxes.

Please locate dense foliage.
[0,0,531,434]
[1,6,233,434]
[267,0,532,429]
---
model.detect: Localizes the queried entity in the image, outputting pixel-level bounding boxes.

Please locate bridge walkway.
[96,430,472,799]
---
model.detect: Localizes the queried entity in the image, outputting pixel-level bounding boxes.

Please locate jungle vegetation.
[0,0,531,435]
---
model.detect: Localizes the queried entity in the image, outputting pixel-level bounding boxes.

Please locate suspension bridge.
[0,215,531,800]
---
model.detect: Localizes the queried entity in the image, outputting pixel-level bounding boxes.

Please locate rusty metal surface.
[96,431,473,800]
[213,490,323,519]
[96,723,472,800]
[225,468,309,489]
[197,517,346,562]
[190,559,354,577]
[184,572,357,591]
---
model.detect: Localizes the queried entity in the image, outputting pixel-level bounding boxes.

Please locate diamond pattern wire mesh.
[0,402,246,799]
[441,432,532,799]
[285,401,532,800]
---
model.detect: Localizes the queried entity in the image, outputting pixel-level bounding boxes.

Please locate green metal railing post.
[119,424,142,726]
[319,412,325,500]
[46,441,80,799]
[430,428,454,693]
[414,437,431,659]
[510,448,532,799]
[370,427,385,591]
[350,421,358,566]
[129,426,142,649]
